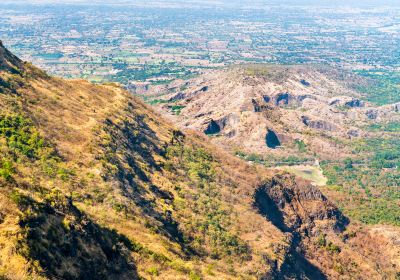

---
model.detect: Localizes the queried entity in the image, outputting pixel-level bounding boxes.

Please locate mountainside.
[0,41,399,280]
[149,65,400,158]
[145,64,400,228]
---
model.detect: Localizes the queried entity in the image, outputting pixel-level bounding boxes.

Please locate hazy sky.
[2,0,400,6]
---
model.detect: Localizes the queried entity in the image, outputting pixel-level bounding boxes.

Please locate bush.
[0,158,14,181]
[0,114,46,159]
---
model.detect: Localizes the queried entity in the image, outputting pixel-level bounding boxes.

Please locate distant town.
[1,2,400,87]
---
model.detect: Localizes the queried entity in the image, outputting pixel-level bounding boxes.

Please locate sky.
[2,0,400,6]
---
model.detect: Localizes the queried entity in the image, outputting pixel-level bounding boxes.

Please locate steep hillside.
[0,41,399,280]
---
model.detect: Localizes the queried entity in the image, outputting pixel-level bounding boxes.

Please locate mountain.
[0,41,399,279]
[150,65,399,158]
[146,64,400,228]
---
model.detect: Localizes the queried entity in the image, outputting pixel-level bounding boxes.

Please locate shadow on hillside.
[254,177,331,280]
[102,104,193,256]
[18,196,139,280]
[278,233,328,280]
[254,186,287,232]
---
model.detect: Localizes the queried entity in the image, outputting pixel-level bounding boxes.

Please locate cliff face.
[255,174,349,234]
[0,43,398,280]
[255,174,400,280]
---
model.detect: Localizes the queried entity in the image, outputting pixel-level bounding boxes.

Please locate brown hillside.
[150,65,400,159]
[0,42,398,280]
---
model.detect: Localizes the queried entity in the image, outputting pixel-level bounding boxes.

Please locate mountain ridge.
[0,42,399,279]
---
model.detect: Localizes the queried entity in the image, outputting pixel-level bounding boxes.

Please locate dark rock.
[275,92,290,106]
[345,99,364,108]
[150,185,174,201]
[204,119,221,135]
[329,97,364,108]
[266,129,281,149]
[366,109,378,120]
[300,79,311,87]
[301,116,337,131]
[263,95,271,103]
[0,40,24,73]
[254,174,349,234]
[347,129,360,138]
[255,174,348,280]
[169,92,186,101]
[252,98,270,112]
[200,86,208,92]
[393,103,400,112]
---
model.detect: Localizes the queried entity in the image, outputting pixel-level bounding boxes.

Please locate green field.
[276,165,328,186]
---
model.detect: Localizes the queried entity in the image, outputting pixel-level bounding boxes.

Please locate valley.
[0,39,399,279]
[0,1,399,279]
[142,64,400,227]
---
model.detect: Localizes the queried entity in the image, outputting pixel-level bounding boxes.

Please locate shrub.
[0,158,14,181]
[0,114,46,159]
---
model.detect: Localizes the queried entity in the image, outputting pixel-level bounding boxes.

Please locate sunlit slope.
[0,41,399,280]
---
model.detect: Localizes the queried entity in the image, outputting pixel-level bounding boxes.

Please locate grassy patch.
[277,165,327,186]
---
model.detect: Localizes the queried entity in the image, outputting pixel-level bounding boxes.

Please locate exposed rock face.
[366,109,378,119]
[270,92,311,108]
[275,92,290,106]
[151,65,400,159]
[266,129,281,149]
[263,95,271,103]
[329,96,364,108]
[255,174,349,279]
[347,129,360,138]
[301,116,338,131]
[345,99,364,108]
[254,175,348,234]
[393,103,400,112]
[200,86,208,92]
[300,79,311,87]
[252,98,271,112]
[126,82,150,95]
[203,119,221,134]
[169,91,186,101]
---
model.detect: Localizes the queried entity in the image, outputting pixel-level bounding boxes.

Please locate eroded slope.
[0,42,399,280]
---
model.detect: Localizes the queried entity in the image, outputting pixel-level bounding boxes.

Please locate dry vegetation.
[0,42,399,280]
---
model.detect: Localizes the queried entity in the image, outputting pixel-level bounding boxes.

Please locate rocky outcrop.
[345,99,364,108]
[301,116,338,131]
[393,103,400,112]
[169,91,186,101]
[255,174,349,279]
[275,92,291,106]
[126,82,150,94]
[300,79,311,87]
[252,98,271,112]
[254,174,348,234]
[366,109,378,120]
[269,92,312,107]
[263,95,271,103]
[203,119,221,135]
[329,96,364,108]
[266,129,281,149]
[347,129,360,138]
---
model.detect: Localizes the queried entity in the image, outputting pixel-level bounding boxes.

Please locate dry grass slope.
[0,41,398,280]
